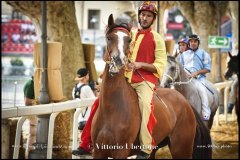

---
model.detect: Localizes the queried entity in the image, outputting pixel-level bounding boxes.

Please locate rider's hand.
[191,71,198,78]
[133,62,142,69]
[126,62,135,71]
[125,62,143,72]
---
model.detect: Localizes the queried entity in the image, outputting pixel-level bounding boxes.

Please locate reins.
[163,61,193,88]
[127,59,168,108]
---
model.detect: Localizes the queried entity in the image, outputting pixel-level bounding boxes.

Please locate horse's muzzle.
[109,64,120,75]
[224,70,233,80]
[109,56,126,75]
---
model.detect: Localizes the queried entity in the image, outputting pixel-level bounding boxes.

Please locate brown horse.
[91,14,211,159]
[224,52,239,123]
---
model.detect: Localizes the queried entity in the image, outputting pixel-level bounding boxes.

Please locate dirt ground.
[210,114,238,159]
[156,114,239,159]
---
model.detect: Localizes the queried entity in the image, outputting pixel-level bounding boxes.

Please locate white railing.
[1,97,97,159]
[214,80,235,126]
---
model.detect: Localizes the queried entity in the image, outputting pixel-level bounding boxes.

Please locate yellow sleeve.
[152,32,167,78]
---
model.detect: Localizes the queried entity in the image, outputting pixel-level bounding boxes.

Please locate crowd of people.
[2,20,38,44]
[11,32,38,44]
[2,19,38,53]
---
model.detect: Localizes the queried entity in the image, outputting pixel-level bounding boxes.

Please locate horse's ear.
[228,51,232,58]
[172,50,178,58]
[108,14,114,26]
[128,21,133,30]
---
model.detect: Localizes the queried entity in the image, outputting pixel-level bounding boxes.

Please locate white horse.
[160,56,220,129]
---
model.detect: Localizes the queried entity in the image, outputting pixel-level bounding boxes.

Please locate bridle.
[163,62,193,89]
[105,26,131,75]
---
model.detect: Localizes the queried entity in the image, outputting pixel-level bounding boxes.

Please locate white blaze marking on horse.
[115,31,128,64]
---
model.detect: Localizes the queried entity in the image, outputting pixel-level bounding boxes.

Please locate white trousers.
[193,79,211,120]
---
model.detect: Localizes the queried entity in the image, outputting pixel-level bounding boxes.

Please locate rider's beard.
[140,20,153,29]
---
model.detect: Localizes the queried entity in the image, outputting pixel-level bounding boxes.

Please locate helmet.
[178,38,188,45]
[138,1,158,16]
[188,34,200,43]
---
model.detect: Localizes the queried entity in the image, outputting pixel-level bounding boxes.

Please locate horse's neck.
[102,67,127,88]
[100,67,138,116]
[101,67,132,102]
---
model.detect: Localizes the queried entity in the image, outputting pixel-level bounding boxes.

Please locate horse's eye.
[125,37,131,44]
[170,67,175,71]
[107,36,111,41]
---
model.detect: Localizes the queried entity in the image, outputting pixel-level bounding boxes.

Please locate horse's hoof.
[136,151,150,159]
[72,147,91,156]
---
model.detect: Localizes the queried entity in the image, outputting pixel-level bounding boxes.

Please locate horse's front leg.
[92,149,109,159]
[112,148,131,159]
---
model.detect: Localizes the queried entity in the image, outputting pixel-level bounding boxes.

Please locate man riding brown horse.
[72,1,167,158]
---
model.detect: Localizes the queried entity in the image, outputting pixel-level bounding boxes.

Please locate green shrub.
[10,58,24,66]
[10,58,25,75]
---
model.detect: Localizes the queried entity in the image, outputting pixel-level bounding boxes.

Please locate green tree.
[10,57,25,75]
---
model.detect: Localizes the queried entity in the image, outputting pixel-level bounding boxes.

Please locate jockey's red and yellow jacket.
[125,28,167,85]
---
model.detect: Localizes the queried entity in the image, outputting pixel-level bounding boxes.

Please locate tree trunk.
[5,1,84,158]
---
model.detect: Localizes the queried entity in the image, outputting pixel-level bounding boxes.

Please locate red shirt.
[126,28,167,85]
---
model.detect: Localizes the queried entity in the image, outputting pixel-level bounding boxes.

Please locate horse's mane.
[105,23,131,35]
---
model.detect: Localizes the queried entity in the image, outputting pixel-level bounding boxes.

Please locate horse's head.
[160,56,180,88]
[224,51,239,80]
[105,14,132,75]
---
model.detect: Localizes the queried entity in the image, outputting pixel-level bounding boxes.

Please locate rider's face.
[139,11,155,29]
[189,39,199,50]
[179,43,188,53]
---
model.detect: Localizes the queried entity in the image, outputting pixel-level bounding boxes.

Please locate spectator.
[88,80,100,97]
[71,74,102,156]
[21,22,28,34]
[23,76,37,159]
[1,33,8,43]
[28,23,36,33]
[12,33,20,43]
[23,34,30,44]
[30,32,38,43]
[72,68,96,130]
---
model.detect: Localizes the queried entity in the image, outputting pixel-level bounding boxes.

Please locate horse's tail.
[191,107,212,159]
